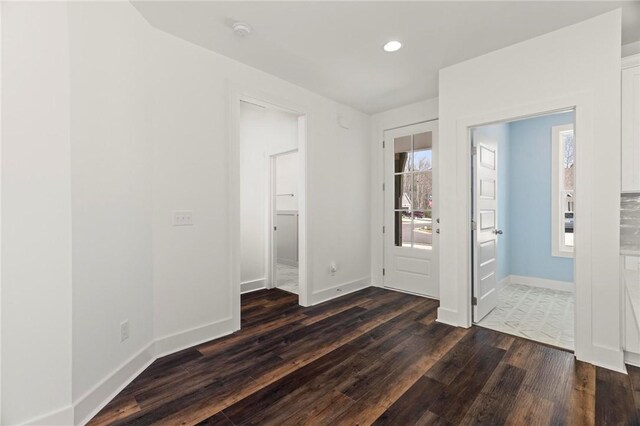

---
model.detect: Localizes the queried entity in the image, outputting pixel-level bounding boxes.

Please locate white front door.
[472,133,501,321]
[383,121,438,297]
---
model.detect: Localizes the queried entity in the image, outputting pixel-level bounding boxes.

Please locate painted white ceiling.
[133,1,640,114]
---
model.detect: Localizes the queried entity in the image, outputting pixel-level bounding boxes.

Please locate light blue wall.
[507,112,574,283]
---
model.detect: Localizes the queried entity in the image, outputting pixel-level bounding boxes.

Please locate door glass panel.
[392,130,435,249]
[394,211,412,247]
[413,211,433,249]
[394,136,412,173]
[412,132,432,171]
[394,173,411,209]
[413,172,432,211]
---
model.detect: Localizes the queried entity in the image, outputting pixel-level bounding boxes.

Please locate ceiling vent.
[232,22,252,37]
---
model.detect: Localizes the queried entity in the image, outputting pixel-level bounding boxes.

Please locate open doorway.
[239,98,306,307]
[471,110,576,351]
[271,150,300,294]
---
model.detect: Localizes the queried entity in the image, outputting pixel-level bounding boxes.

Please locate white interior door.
[472,134,501,321]
[383,121,438,297]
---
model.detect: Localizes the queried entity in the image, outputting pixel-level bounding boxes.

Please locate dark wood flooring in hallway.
[89,286,640,425]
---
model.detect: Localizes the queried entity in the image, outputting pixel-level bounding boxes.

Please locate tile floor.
[276,263,299,295]
[476,283,574,350]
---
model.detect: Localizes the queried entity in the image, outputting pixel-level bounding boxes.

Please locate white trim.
[23,405,74,426]
[507,274,573,292]
[622,53,640,69]
[308,277,370,306]
[73,343,155,425]
[497,276,511,291]
[370,99,439,289]
[436,307,460,327]
[241,278,267,294]
[154,317,235,357]
[551,123,575,258]
[229,87,310,321]
[625,351,640,368]
[70,316,235,426]
[277,259,298,268]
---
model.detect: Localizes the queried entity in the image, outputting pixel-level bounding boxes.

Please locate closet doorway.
[270,150,300,294]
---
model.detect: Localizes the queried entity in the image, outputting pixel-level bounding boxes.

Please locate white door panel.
[383,121,438,298]
[473,135,500,321]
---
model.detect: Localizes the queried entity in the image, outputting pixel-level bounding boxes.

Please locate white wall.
[1,3,73,425]
[147,0,370,346]
[239,103,298,286]
[438,11,623,370]
[2,1,371,423]
[67,3,155,422]
[370,99,439,288]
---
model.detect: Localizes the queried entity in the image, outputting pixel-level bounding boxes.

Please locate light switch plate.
[172,210,193,226]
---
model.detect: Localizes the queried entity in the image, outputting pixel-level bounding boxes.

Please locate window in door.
[393,131,433,249]
[552,124,575,257]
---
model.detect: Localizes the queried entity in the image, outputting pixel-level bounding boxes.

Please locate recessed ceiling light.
[232,22,252,37]
[383,40,402,52]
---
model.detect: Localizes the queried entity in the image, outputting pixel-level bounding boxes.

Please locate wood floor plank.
[88,287,639,426]
[595,367,639,425]
[459,363,526,425]
[427,344,506,424]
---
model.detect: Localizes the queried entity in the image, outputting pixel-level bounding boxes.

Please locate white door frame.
[454,94,623,370]
[268,149,300,291]
[229,88,309,332]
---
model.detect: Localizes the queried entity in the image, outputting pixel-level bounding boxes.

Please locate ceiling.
[133,1,640,114]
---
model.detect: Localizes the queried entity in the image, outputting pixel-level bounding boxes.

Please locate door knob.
[494,229,503,235]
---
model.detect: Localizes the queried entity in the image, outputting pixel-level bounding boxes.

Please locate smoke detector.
[232,22,252,37]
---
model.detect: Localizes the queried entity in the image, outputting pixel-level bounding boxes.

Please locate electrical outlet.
[172,210,193,226]
[330,263,337,276]
[120,320,129,342]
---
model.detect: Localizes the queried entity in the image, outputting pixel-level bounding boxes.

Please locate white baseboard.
[507,274,573,292]
[497,276,510,291]
[276,259,298,268]
[436,307,463,327]
[577,343,626,374]
[74,342,155,425]
[30,317,238,426]
[154,316,236,357]
[241,278,267,294]
[308,277,370,306]
[625,350,640,368]
[23,404,74,426]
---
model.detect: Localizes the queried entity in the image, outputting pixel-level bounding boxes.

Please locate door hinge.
[471,146,478,156]
[382,140,385,149]
[471,220,477,231]
[382,226,386,233]
[274,226,277,231]
[472,296,478,306]
[382,268,386,276]
[382,183,385,191]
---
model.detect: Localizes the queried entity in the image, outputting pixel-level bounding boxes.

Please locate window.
[393,131,433,249]
[551,124,575,257]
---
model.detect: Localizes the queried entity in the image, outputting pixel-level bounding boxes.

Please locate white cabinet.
[623,256,640,365]
[622,55,640,192]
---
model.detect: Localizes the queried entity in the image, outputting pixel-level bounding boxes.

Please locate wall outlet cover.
[172,210,194,226]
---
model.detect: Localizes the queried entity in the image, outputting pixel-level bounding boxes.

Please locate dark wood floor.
[90,286,640,425]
